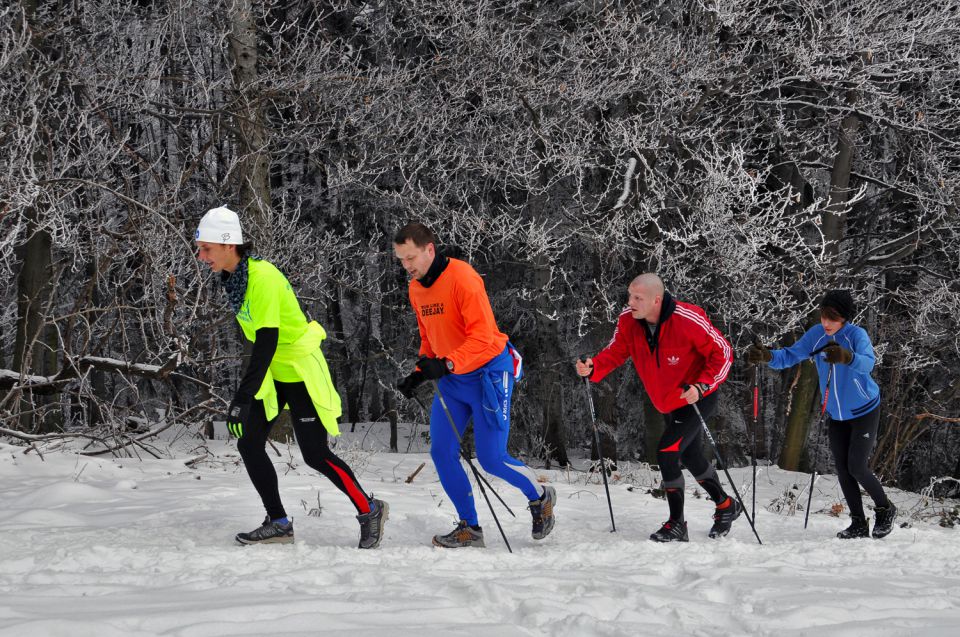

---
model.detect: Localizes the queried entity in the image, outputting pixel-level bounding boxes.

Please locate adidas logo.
[863,433,870,439]
[667,355,680,366]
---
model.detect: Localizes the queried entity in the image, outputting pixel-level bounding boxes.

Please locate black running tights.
[827,406,889,518]
[236,380,370,520]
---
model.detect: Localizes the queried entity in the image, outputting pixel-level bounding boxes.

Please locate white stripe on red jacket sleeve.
[673,305,732,390]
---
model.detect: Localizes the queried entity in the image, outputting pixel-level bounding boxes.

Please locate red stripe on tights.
[659,437,682,453]
[326,460,370,514]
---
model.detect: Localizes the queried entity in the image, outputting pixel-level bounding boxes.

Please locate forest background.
[2,0,958,495]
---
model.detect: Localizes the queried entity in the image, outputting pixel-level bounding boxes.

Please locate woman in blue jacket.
[747,290,896,539]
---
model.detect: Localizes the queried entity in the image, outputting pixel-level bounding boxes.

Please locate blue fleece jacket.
[769,322,881,422]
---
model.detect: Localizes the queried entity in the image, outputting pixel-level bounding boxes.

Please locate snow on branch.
[0,354,189,393]
[612,157,637,209]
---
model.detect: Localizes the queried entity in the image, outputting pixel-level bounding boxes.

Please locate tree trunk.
[228,0,271,225]
[11,0,61,433]
[385,388,398,453]
[591,381,619,467]
[823,90,862,258]
[530,257,569,468]
[13,206,53,432]
[778,360,820,471]
[538,366,570,468]
[326,292,354,423]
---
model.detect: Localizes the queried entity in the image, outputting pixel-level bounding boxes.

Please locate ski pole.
[411,392,515,518]
[804,364,834,530]
[683,385,763,545]
[580,358,616,532]
[431,380,513,552]
[751,361,760,521]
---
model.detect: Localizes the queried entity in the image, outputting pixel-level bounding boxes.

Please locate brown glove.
[823,343,853,365]
[745,343,772,365]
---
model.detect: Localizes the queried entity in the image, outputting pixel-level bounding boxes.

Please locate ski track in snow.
[0,428,957,637]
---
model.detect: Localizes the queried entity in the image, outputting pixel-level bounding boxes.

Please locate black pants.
[827,406,889,518]
[236,380,370,521]
[655,393,728,519]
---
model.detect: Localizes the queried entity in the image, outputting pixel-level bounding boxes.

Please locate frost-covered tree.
[1,0,957,491]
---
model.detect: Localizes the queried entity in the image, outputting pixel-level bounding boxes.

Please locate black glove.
[227,396,253,438]
[417,356,451,380]
[397,370,425,398]
[823,343,853,365]
[745,343,772,365]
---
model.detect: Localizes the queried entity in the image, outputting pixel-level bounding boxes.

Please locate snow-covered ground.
[1,423,958,636]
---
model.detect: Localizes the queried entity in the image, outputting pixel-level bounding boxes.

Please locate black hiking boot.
[649,519,689,543]
[529,486,557,540]
[236,517,294,545]
[357,498,389,549]
[432,520,485,548]
[837,515,870,539]
[708,497,742,539]
[872,503,897,539]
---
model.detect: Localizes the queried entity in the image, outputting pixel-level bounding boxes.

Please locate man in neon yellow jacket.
[195,206,387,547]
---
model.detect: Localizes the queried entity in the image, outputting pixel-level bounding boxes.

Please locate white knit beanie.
[195,206,243,244]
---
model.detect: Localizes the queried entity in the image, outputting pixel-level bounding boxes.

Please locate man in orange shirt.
[394,222,556,548]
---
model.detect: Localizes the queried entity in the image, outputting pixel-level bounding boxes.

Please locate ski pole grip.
[809,343,831,357]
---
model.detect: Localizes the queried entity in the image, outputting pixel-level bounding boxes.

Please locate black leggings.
[236,380,370,520]
[827,406,889,518]
[656,393,728,519]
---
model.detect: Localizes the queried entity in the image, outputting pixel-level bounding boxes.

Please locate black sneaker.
[432,520,485,548]
[357,498,389,549]
[872,503,897,539]
[837,515,869,539]
[529,486,557,540]
[236,517,294,545]
[650,519,689,542]
[708,497,742,538]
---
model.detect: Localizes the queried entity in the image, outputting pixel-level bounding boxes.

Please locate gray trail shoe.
[529,486,557,540]
[357,498,389,549]
[432,520,485,548]
[236,517,294,545]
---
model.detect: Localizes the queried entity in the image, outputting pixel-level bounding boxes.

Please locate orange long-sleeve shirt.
[408,258,509,374]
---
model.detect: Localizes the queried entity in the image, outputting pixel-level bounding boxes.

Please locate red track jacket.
[590,292,732,414]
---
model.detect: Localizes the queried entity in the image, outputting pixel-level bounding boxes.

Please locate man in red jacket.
[576,273,737,542]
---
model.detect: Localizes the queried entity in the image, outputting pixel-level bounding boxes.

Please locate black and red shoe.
[709,497,742,539]
[649,519,689,542]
